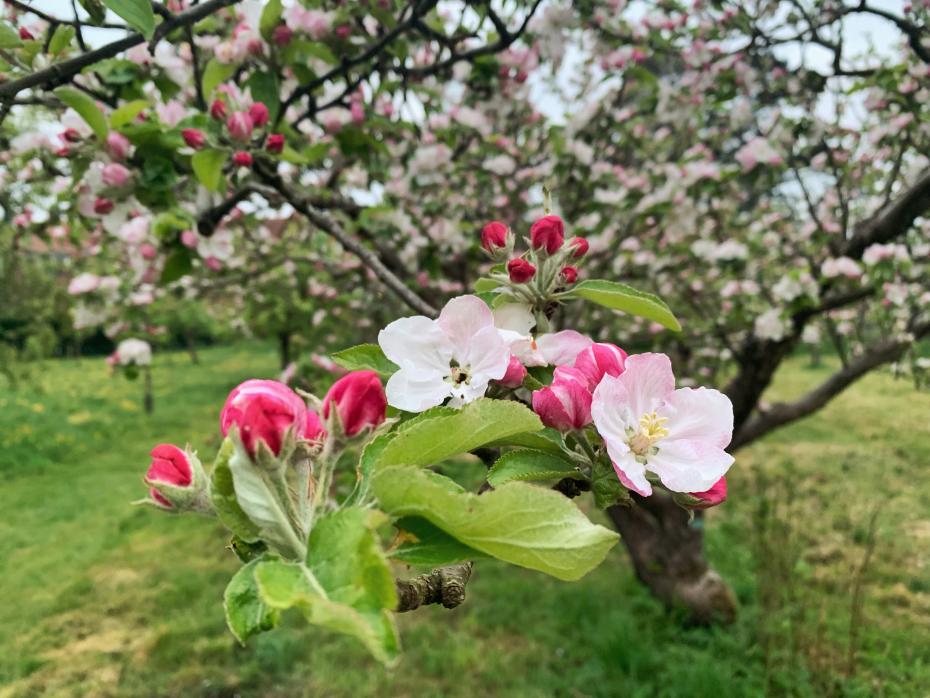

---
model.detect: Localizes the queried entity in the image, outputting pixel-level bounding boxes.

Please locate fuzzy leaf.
[202,58,235,98]
[390,517,487,566]
[109,99,149,128]
[211,438,261,542]
[330,343,398,377]
[372,466,619,581]
[104,0,155,39]
[54,87,108,139]
[224,558,280,644]
[567,279,681,332]
[191,148,226,192]
[487,449,582,488]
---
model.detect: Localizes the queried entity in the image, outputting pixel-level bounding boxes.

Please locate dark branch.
[395,562,473,612]
[843,169,930,260]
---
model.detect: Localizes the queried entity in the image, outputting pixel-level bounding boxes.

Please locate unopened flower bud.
[531,366,592,431]
[530,214,565,254]
[102,163,131,188]
[480,220,509,254]
[560,266,578,284]
[220,379,311,458]
[248,102,270,128]
[62,128,82,143]
[94,197,114,215]
[232,150,253,167]
[226,111,254,141]
[322,370,387,437]
[569,236,589,258]
[507,258,536,283]
[145,443,196,509]
[266,133,285,153]
[497,355,527,388]
[572,342,627,391]
[272,24,293,46]
[107,131,131,159]
[678,476,728,510]
[19,27,35,41]
[182,128,206,149]
[210,98,228,120]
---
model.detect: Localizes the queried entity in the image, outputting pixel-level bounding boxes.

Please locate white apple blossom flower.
[116,338,152,366]
[378,295,509,412]
[591,353,734,495]
[493,303,593,367]
[754,308,788,341]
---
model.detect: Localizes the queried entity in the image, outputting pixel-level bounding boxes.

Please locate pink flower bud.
[560,266,578,284]
[18,27,35,41]
[266,133,285,153]
[272,24,293,46]
[531,366,592,432]
[146,444,193,507]
[481,220,508,253]
[335,24,352,39]
[322,370,387,437]
[306,409,327,443]
[685,476,728,510]
[507,258,536,283]
[62,128,82,143]
[220,379,311,457]
[102,163,131,187]
[210,98,228,120]
[530,214,565,254]
[497,355,527,388]
[226,111,254,141]
[180,229,198,248]
[248,102,270,128]
[182,128,206,149]
[140,243,158,260]
[232,150,253,167]
[94,198,114,215]
[573,342,627,391]
[204,256,223,271]
[569,236,589,258]
[107,132,131,159]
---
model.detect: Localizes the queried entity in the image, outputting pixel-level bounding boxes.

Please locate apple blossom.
[494,303,593,367]
[507,258,536,283]
[220,379,310,457]
[591,353,734,496]
[115,338,152,366]
[573,342,627,391]
[67,272,101,295]
[226,111,254,141]
[378,295,509,412]
[497,355,528,388]
[102,163,131,188]
[145,444,192,508]
[532,366,593,431]
[530,214,565,254]
[322,370,388,437]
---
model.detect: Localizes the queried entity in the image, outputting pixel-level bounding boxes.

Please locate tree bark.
[608,492,737,625]
[278,331,291,370]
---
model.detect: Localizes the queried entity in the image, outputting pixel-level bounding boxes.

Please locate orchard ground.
[1,343,928,698]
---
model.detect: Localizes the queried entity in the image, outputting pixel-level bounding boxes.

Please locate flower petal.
[611,453,652,496]
[591,372,636,444]
[462,325,510,382]
[385,368,451,412]
[536,330,593,366]
[437,295,494,349]
[660,387,734,450]
[613,352,675,418]
[647,439,734,493]
[493,303,535,335]
[378,315,452,374]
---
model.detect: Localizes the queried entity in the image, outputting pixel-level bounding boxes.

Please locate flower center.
[446,360,472,387]
[626,411,669,459]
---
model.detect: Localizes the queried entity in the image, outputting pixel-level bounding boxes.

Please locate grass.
[0,343,928,697]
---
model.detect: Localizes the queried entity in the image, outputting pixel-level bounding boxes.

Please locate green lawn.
[1,344,928,697]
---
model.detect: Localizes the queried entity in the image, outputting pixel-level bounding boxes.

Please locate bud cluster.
[479,214,589,305]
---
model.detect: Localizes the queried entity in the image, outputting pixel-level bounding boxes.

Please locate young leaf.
[375,398,543,469]
[104,0,155,39]
[202,58,236,97]
[159,248,192,284]
[330,343,398,377]
[109,99,149,128]
[487,449,583,488]
[567,279,681,332]
[0,22,23,49]
[78,0,107,25]
[372,466,619,581]
[246,71,280,122]
[191,148,226,192]
[223,558,280,644]
[54,87,108,139]
[390,517,487,567]
[259,0,283,41]
[210,438,261,543]
[487,427,564,454]
[48,25,76,54]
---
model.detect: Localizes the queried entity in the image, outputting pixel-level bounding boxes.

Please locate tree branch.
[255,161,439,318]
[395,562,474,612]
[0,0,240,101]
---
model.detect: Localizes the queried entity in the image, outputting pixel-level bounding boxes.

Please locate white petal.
[437,295,494,348]
[537,330,594,366]
[379,316,452,374]
[385,368,451,412]
[493,303,535,335]
[611,454,652,496]
[647,439,734,493]
[613,353,675,418]
[660,387,734,449]
[462,325,509,382]
[591,373,636,443]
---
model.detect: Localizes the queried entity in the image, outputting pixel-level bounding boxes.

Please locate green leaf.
[226,433,306,559]
[202,58,235,98]
[590,458,631,510]
[390,517,487,566]
[372,466,619,581]
[474,277,503,293]
[223,558,280,644]
[330,344,398,377]
[104,0,155,39]
[211,438,261,542]
[159,248,192,284]
[0,22,23,49]
[259,0,283,41]
[79,0,108,25]
[252,507,400,665]
[48,25,76,54]
[109,99,148,128]
[487,449,582,488]
[191,148,226,192]
[246,71,280,123]
[54,87,108,140]
[487,428,564,454]
[374,398,543,469]
[568,279,681,332]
